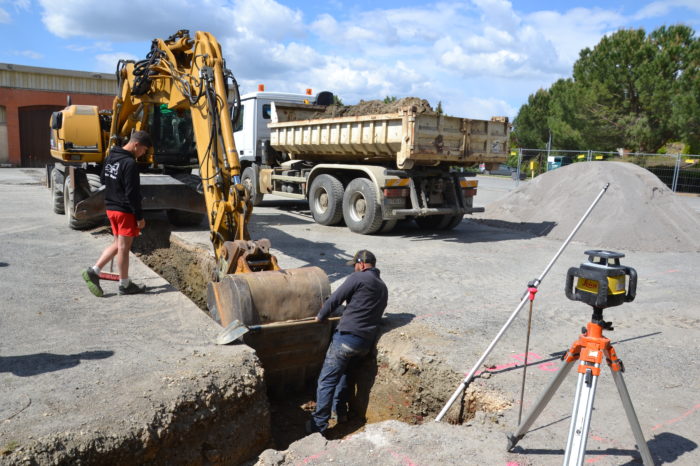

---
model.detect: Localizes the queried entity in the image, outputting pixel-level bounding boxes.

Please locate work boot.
[82,268,103,297]
[305,420,323,435]
[118,281,146,295]
[332,412,349,424]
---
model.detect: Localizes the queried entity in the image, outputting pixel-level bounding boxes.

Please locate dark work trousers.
[310,331,372,432]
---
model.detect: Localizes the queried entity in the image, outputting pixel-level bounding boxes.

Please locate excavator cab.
[147,104,198,167]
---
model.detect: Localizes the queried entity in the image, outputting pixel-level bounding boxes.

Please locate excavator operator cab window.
[262,104,271,120]
[148,104,197,164]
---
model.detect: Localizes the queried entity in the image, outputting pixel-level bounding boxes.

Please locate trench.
[130,220,512,457]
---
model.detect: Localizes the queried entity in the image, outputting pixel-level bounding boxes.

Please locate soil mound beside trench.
[478,161,700,252]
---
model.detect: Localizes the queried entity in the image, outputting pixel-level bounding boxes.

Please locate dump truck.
[235,90,510,234]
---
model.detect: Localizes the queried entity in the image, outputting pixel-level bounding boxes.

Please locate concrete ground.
[1,168,698,465]
[0,168,270,464]
[234,175,698,465]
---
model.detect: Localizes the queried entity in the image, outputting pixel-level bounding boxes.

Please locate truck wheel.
[166,209,205,227]
[64,174,101,230]
[342,178,383,235]
[51,168,65,214]
[379,219,397,234]
[415,215,450,230]
[242,167,264,206]
[441,214,463,230]
[309,174,344,226]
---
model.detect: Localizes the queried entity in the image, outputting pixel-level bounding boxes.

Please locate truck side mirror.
[51,112,63,130]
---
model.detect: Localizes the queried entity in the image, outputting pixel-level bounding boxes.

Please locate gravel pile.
[478,161,700,252]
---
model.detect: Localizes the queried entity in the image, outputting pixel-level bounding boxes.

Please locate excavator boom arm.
[109,30,255,275]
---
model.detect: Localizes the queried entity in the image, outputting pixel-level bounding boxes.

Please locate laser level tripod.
[506,251,654,466]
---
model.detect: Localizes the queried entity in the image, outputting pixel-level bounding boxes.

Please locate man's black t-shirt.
[101,146,143,220]
[317,267,388,341]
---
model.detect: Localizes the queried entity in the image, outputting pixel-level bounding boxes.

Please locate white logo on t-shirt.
[105,162,120,180]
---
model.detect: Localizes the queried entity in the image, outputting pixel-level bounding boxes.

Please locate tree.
[513,25,699,153]
[512,88,551,148]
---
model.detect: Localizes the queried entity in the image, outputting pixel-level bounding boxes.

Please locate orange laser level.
[507,251,653,466]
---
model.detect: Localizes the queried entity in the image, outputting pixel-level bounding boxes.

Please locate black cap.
[130,130,152,148]
[346,250,376,266]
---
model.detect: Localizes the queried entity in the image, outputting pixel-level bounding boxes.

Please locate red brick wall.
[0,88,114,165]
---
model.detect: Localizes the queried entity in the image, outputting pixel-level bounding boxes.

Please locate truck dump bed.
[269,103,510,169]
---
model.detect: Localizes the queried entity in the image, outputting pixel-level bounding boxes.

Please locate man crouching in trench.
[306,250,388,434]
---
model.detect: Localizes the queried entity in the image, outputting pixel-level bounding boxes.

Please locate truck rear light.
[459,179,478,188]
[383,188,409,198]
[462,188,477,197]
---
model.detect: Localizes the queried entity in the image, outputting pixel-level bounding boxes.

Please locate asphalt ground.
[0,168,262,463]
[1,168,698,465]
[216,174,698,465]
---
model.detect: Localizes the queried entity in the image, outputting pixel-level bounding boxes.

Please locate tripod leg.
[609,368,654,465]
[507,357,576,451]
[564,364,599,466]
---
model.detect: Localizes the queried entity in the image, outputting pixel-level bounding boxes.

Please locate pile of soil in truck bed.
[311,97,436,119]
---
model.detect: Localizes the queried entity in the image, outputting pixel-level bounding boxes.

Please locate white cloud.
[526,8,625,64]
[634,0,700,20]
[95,52,138,73]
[0,7,9,23]
[12,50,43,59]
[35,0,682,120]
[67,41,112,53]
[39,0,237,41]
[38,0,303,43]
[231,0,304,41]
[472,0,521,30]
[448,95,516,120]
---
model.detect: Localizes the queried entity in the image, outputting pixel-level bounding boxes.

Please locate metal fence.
[511,148,700,194]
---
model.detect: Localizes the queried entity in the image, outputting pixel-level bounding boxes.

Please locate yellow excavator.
[49,30,333,387]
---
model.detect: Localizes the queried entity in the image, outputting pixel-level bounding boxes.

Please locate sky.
[1,0,698,119]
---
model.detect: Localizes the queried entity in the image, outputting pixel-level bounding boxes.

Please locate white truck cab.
[233,89,315,166]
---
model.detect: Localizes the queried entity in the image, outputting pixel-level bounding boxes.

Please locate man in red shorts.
[82,131,151,296]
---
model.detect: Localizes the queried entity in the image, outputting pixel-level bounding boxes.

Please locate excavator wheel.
[64,174,103,230]
[51,168,65,215]
[207,266,330,327]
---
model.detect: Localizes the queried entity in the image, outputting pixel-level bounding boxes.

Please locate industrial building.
[0,63,116,167]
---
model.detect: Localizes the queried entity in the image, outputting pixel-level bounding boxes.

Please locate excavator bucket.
[207,266,333,391]
[206,266,330,327]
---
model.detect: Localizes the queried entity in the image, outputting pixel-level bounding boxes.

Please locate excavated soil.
[129,222,512,452]
[475,161,700,252]
[132,221,215,311]
[310,97,436,119]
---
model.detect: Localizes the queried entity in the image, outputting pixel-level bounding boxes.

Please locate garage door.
[19,105,63,167]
